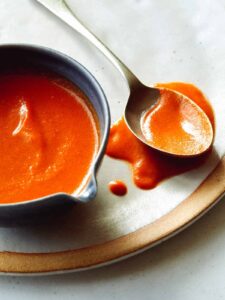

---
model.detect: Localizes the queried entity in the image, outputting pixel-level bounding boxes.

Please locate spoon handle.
[37,0,138,90]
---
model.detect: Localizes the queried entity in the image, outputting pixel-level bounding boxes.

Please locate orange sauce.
[106,82,214,190]
[0,72,99,203]
[141,88,212,156]
[108,180,127,196]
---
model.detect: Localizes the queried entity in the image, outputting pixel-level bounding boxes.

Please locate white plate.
[0,0,224,274]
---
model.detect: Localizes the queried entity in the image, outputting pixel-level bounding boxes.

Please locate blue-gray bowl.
[0,44,110,225]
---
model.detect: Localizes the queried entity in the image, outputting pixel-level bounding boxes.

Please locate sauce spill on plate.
[108,180,127,196]
[106,82,214,190]
[0,72,99,203]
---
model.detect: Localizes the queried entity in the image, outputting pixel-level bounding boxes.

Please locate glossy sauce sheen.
[106,82,214,190]
[0,73,99,203]
[108,180,127,196]
[141,89,212,156]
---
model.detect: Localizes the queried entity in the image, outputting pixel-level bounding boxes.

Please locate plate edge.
[0,157,224,275]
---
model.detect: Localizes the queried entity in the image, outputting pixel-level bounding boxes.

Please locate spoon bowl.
[37,0,214,157]
[125,83,213,157]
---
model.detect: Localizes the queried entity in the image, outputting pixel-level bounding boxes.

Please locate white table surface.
[1,1,225,299]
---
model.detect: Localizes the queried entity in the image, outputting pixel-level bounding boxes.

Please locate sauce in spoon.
[141,88,213,156]
[107,82,214,190]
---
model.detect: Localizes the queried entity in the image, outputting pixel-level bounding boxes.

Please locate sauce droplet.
[108,180,127,196]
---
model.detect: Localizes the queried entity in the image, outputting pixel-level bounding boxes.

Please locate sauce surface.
[141,89,213,156]
[106,82,214,190]
[108,180,127,196]
[0,72,98,203]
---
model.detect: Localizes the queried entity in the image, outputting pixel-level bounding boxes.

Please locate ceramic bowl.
[0,44,110,225]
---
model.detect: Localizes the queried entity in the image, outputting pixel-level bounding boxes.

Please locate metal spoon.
[36,0,213,157]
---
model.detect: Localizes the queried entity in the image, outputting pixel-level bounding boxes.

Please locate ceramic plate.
[0,0,225,274]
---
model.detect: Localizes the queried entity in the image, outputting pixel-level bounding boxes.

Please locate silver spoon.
[36,0,213,157]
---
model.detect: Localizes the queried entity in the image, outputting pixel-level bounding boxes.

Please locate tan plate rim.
[0,157,224,275]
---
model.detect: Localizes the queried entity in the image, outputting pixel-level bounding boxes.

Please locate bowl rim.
[0,43,111,207]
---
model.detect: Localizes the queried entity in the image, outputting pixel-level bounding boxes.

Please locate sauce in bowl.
[0,72,99,203]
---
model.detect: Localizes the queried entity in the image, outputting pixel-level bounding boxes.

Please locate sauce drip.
[0,73,98,203]
[106,82,214,190]
[141,89,212,156]
[108,180,127,196]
